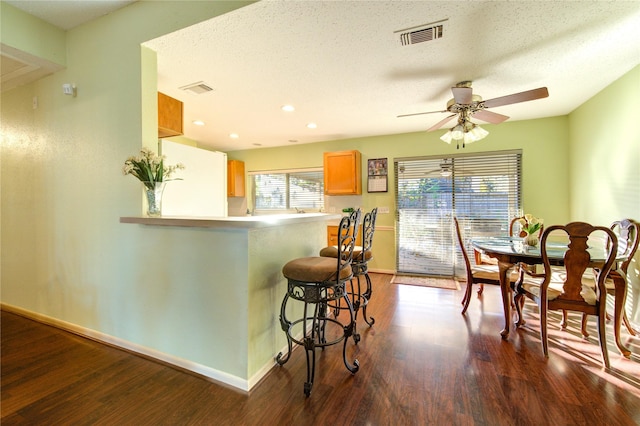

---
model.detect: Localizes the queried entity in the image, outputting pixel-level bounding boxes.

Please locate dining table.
[471,236,631,358]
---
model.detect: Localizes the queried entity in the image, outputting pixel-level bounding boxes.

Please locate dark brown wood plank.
[2,273,639,425]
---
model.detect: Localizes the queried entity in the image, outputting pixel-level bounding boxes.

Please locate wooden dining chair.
[581,218,639,337]
[454,217,519,315]
[514,222,618,368]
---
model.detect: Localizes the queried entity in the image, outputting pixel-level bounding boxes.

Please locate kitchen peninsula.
[119,213,339,391]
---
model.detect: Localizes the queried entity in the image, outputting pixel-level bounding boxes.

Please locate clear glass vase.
[143,182,166,217]
[524,233,539,246]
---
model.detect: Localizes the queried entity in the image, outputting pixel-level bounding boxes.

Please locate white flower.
[519,213,543,235]
[123,148,184,189]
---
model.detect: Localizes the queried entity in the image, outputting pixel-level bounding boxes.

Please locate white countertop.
[120,212,341,229]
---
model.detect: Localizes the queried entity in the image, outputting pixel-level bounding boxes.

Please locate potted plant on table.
[517,214,544,246]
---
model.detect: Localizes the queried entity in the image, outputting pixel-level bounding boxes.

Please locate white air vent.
[179,81,214,94]
[396,20,446,46]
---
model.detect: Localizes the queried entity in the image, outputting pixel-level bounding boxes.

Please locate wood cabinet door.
[323,150,361,195]
[327,225,363,246]
[158,92,183,138]
[227,160,245,197]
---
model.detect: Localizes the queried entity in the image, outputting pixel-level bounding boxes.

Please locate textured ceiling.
[4,0,136,30]
[6,1,640,152]
[144,0,640,152]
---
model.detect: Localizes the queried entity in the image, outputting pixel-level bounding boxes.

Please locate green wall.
[228,115,571,271]
[568,65,640,325]
[1,0,258,385]
[569,65,640,223]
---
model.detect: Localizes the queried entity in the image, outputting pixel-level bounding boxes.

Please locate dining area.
[458,215,639,370]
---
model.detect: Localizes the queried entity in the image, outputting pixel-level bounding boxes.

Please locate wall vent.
[396,20,446,46]
[179,81,214,94]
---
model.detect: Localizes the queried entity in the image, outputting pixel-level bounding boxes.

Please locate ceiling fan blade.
[483,87,549,108]
[397,110,447,118]
[473,109,509,124]
[451,86,473,104]
[427,114,456,132]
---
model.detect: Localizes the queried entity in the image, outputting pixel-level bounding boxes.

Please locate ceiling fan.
[398,81,549,148]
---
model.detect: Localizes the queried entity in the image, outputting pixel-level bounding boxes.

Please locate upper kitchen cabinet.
[158,92,183,138]
[323,150,362,195]
[227,160,245,197]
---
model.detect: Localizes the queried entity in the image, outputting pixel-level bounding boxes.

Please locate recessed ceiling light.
[306,122,317,129]
[229,133,239,139]
[192,120,205,126]
[281,105,295,112]
[288,139,298,143]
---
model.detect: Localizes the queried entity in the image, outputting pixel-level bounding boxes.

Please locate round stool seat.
[282,256,352,283]
[319,246,373,262]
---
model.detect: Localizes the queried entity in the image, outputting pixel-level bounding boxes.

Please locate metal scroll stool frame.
[276,211,361,396]
[333,207,377,343]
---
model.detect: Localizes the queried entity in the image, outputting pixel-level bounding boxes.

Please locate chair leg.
[623,309,638,336]
[560,310,568,330]
[540,303,549,358]
[340,293,360,375]
[351,277,361,344]
[303,334,316,397]
[477,283,484,295]
[276,294,293,366]
[461,280,473,314]
[362,272,375,326]
[514,292,526,327]
[581,313,590,338]
[596,311,610,369]
[303,301,320,396]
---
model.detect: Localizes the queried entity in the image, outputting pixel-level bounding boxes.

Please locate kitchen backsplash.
[324,194,363,214]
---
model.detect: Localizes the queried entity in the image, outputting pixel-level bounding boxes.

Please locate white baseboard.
[1,303,279,393]
[369,268,395,275]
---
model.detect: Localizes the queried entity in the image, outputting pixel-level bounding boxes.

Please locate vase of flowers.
[516,214,543,246]
[142,182,166,217]
[122,147,184,217]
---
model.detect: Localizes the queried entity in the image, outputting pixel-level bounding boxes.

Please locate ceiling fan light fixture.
[463,131,476,145]
[440,119,489,148]
[440,131,453,144]
[451,124,464,140]
[469,125,489,141]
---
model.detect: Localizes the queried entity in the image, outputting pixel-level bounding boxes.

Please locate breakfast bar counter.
[120,212,338,229]
[119,213,340,391]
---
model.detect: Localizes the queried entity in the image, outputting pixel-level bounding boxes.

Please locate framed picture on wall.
[367,158,388,193]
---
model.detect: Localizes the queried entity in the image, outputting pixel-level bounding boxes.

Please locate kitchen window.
[250,168,324,212]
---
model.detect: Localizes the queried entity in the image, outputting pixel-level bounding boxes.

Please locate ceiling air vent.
[396,20,446,46]
[179,81,214,94]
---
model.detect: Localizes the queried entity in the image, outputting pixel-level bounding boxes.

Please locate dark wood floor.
[3,273,640,425]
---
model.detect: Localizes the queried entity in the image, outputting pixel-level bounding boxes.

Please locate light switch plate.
[379,206,390,214]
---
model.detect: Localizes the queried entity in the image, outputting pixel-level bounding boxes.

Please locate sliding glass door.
[395,151,522,277]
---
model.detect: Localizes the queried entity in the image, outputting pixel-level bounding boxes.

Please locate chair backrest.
[509,216,544,238]
[360,207,378,255]
[610,219,639,274]
[540,222,618,303]
[453,217,473,281]
[337,209,361,277]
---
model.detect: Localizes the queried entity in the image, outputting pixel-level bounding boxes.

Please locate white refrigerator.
[160,140,228,217]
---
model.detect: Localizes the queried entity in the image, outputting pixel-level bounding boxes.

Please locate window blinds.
[395,151,522,276]
[251,168,324,211]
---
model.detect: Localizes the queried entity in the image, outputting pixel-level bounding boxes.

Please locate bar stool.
[276,210,361,396]
[319,207,377,343]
